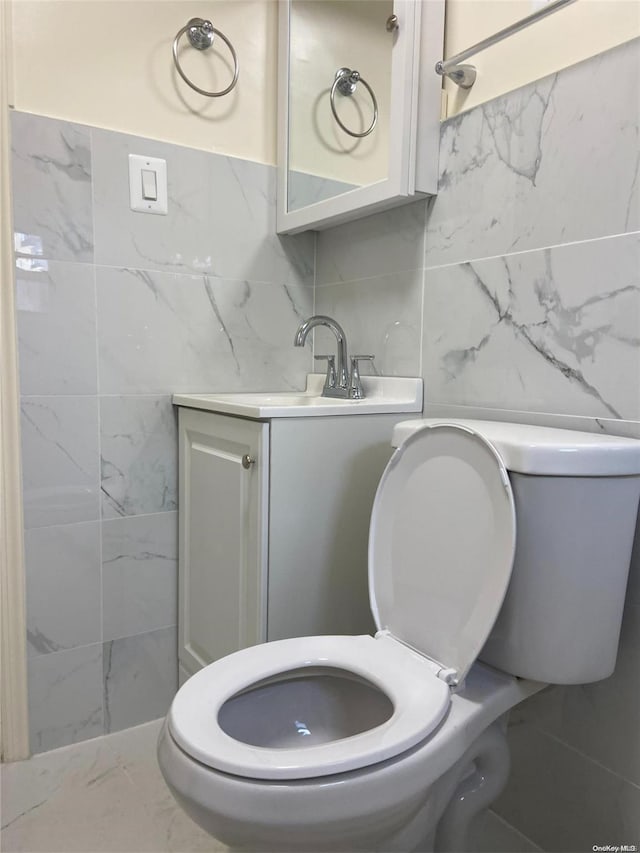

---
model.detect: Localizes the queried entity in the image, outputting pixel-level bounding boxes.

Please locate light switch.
[141,169,158,201]
[129,154,167,215]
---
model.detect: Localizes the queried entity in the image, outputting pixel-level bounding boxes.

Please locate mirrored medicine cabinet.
[276,0,445,234]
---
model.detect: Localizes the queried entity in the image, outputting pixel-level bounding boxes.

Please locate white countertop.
[173,375,423,418]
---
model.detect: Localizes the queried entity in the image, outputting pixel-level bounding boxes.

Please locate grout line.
[486,810,543,852]
[17,222,637,285]
[102,623,178,646]
[421,402,640,430]
[418,200,429,390]
[15,256,314,289]
[314,265,425,289]
[23,509,178,534]
[418,266,426,393]
[424,229,640,272]
[528,726,640,792]
[19,393,175,400]
[90,129,105,733]
[100,509,178,523]
[29,623,177,663]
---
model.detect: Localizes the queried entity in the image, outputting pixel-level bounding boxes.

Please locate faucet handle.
[349,355,375,399]
[314,354,337,389]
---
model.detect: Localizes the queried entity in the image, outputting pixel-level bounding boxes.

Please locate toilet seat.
[169,633,451,780]
[369,423,517,683]
[169,423,517,782]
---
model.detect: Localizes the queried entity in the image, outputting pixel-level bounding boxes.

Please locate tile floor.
[1,720,223,853]
[1,719,539,852]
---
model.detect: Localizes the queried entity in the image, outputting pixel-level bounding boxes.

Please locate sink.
[173,374,423,418]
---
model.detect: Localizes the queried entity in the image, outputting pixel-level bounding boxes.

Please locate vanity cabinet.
[177,406,410,681]
[178,409,268,679]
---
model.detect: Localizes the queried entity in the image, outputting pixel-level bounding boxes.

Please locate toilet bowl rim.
[169,634,451,780]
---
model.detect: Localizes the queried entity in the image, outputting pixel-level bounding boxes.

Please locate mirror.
[277,0,444,234]
[287,0,395,213]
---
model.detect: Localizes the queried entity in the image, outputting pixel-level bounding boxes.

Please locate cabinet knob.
[241,454,255,469]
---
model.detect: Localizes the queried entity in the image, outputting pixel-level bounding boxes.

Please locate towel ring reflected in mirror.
[172,17,239,98]
[330,68,378,138]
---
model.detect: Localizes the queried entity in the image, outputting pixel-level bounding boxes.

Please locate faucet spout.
[294,315,349,394]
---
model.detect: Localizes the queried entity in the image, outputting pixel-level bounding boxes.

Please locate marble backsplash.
[12,110,315,752]
[317,38,640,431]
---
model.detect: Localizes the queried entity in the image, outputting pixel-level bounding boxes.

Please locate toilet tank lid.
[391,419,640,476]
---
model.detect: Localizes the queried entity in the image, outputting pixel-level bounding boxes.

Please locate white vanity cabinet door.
[178,408,268,678]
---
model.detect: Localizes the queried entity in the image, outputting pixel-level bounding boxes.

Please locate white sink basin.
[173,374,423,418]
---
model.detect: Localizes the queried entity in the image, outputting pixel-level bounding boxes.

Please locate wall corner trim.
[0,0,30,764]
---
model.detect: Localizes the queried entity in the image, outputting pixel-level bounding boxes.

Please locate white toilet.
[158,419,640,852]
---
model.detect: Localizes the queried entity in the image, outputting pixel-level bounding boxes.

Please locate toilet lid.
[369,423,516,684]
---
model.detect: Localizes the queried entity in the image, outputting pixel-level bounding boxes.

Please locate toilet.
[158,419,640,852]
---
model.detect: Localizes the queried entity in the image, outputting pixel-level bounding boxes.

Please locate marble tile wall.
[317,37,640,852]
[315,199,429,376]
[12,110,315,753]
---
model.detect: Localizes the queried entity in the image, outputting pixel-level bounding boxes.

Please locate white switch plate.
[129,154,168,215]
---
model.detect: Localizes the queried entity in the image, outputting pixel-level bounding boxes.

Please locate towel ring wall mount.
[172,18,239,98]
[330,68,378,138]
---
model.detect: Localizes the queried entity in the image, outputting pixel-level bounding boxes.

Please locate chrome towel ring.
[172,18,239,98]
[330,68,378,138]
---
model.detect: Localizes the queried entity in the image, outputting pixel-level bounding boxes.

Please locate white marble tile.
[102,512,178,641]
[1,736,116,837]
[422,402,640,441]
[315,269,424,376]
[100,396,177,519]
[97,267,312,395]
[423,233,640,420]
[21,396,100,529]
[103,627,177,734]
[92,130,215,275]
[1,738,180,852]
[199,275,314,390]
[207,155,315,285]
[11,111,93,263]
[92,128,314,283]
[467,809,541,853]
[26,521,101,657]
[316,199,427,285]
[427,39,640,267]
[28,644,104,754]
[495,722,640,852]
[107,721,223,852]
[16,260,97,395]
[1,721,224,852]
[512,599,640,788]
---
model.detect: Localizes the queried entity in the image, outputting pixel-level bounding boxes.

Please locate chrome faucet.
[293,315,375,399]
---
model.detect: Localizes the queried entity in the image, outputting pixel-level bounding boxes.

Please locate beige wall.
[7,0,640,161]
[9,0,278,164]
[444,0,640,117]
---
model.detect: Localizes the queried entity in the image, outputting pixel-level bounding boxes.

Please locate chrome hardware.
[295,316,349,396]
[241,454,255,469]
[349,355,375,400]
[386,14,399,32]
[172,17,239,98]
[435,0,575,90]
[314,354,337,393]
[294,315,375,400]
[435,61,477,90]
[330,68,378,139]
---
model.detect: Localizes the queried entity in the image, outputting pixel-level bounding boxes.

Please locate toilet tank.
[392,420,640,685]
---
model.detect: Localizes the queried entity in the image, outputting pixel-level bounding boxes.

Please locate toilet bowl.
[158,420,640,852]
